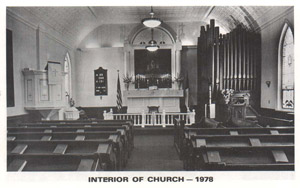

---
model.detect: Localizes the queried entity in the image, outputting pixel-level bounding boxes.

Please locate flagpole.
[116,70,123,113]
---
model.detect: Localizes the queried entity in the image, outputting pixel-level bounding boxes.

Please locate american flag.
[116,72,122,112]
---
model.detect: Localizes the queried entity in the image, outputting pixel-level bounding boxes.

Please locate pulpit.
[23,68,67,120]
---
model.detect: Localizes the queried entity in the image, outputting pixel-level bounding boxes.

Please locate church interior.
[6,6,295,171]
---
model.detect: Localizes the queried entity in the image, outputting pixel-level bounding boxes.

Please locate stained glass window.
[281,27,294,109]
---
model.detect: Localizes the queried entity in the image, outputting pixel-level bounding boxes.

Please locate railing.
[103,109,196,127]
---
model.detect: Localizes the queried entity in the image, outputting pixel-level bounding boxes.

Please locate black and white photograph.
[1,0,299,187]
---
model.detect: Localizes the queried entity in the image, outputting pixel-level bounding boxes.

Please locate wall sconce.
[266,81,271,88]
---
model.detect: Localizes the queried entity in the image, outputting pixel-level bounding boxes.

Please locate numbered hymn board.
[94,67,108,96]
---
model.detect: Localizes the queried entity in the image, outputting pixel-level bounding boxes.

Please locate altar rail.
[103,109,195,127]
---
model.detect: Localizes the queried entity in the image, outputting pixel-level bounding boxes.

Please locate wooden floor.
[124,132,183,171]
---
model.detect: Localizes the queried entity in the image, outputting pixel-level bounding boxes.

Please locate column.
[175,40,182,77]
[124,41,131,76]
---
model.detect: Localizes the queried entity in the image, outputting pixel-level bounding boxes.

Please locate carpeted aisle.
[124,133,183,171]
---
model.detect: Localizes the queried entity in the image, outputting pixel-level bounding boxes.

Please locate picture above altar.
[134,49,172,89]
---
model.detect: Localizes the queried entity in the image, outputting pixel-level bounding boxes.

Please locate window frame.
[64,52,72,97]
[276,21,294,112]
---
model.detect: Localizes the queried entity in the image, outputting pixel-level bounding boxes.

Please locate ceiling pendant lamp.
[142,6,162,28]
[146,28,159,52]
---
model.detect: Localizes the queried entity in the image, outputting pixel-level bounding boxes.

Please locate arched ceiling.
[7,6,293,48]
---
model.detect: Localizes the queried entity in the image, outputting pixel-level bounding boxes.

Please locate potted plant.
[173,73,184,89]
[220,89,235,104]
[123,73,133,90]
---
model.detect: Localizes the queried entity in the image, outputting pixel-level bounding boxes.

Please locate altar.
[124,89,184,113]
[122,24,183,113]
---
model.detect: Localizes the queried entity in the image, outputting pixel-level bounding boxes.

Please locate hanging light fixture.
[142,6,162,28]
[146,29,159,52]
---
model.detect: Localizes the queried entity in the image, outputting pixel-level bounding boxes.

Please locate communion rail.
[103,109,195,127]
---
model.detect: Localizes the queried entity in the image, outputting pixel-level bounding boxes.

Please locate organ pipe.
[197,19,261,113]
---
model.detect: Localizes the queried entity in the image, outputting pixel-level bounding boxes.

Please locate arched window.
[277,23,294,111]
[64,52,72,97]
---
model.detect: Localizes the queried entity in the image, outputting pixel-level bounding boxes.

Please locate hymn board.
[94,67,108,96]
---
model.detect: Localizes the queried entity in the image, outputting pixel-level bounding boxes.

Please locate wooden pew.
[21,119,134,129]
[7,154,102,171]
[175,118,294,171]
[18,121,134,151]
[177,126,294,160]
[7,125,132,158]
[190,146,294,170]
[7,131,127,169]
[174,118,225,158]
[40,119,134,124]
[184,127,294,138]
[183,134,294,170]
[7,140,117,170]
[190,134,294,147]
[258,116,294,127]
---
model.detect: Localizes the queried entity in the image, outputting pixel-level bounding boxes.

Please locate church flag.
[116,72,122,112]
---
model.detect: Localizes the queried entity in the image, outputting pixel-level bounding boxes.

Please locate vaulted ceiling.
[7,6,293,48]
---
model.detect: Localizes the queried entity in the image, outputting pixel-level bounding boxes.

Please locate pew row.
[7,125,133,156]
[186,145,294,170]
[183,134,294,170]
[7,131,127,169]
[174,119,295,171]
[175,120,294,159]
[16,121,134,150]
[8,154,102,171]
[7,140,117,171]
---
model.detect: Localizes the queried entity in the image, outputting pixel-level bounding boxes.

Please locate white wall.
[75,22,213,108]
[6,12,76,117]
[75,48,124,107]
[6,14,37,116]
[260,8,294,109]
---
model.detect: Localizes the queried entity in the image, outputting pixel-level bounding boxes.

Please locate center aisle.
[124,132,183,171]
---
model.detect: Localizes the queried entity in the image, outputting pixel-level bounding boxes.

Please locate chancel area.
[6,6,294,171]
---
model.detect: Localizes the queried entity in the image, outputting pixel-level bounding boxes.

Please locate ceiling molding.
[38,26,74,50]
[7,8,75,50]
[255,7,294,32]
[7,9,37,31]
[23,7,77,47]
[88,7,98,19]
[204,6,215,19]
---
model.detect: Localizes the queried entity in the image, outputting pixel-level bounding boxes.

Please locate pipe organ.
[197,19,261,118]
